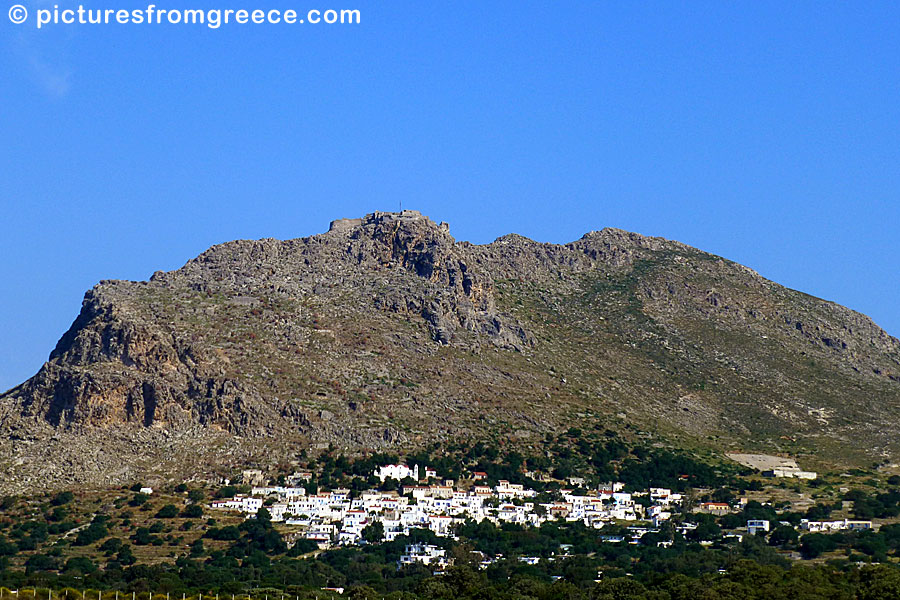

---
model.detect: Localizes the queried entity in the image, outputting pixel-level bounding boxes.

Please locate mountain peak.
[328,210,450,235]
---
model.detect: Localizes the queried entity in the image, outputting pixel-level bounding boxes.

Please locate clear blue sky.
[2,1,899,392]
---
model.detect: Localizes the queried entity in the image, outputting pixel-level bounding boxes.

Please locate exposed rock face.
[13,284,263,433]
[2,211,899,492]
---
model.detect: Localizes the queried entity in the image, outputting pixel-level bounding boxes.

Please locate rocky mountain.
[2,210,899,492]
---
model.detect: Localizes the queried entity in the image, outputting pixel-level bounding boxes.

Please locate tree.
[362,521,384,544]
[688,516,721,542]
[51,491,74,506]
[416,578,452,600]
[769,525,799,547]
[346,585,379,600]
[25,553,59,573]
[857,565,900,600]
[74,518,109,546]
[117,545,137,566]
[256,506,272,523]
[129,492,150,507]
[132,527,154,545]
[206,525,241,541]
[217,485,238,498]
[48,506,68,522]
[64,556,97,575]
[155,504,179,518]
[800,533,837,559]
[0,537,18,557]
[591,578,649,600]
[442,566,485,598]
[712,487,735,503]
[449,543,480,569]
[100,537,124,555]
[181,504,203,518]
[286,538,318,556]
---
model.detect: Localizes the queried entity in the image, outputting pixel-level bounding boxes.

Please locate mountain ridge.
[2,210,899,492]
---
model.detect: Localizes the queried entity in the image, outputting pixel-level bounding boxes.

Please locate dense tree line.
[4,507,900,599]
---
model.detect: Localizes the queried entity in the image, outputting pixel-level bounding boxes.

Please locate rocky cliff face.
[2,210,899,491]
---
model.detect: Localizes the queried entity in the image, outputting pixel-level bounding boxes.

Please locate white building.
[399,544,451,569]
[801,519,872,532]
[764,467,817,480]
[375,464,420,482]
[747,520,770,535]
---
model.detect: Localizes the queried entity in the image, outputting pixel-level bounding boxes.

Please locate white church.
[374,463,419,482]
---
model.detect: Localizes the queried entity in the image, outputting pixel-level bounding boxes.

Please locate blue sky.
[1,1,899,392]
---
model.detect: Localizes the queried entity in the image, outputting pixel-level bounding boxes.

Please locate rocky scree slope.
[1,210,899,492]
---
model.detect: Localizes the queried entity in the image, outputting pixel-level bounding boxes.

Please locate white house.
[399,544,450,569]
[241,497,264,513]
[747,520,770,535]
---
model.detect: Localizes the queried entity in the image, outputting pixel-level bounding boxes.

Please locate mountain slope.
[2,210,899,492]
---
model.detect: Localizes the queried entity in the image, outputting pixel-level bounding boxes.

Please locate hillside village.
[2,427,897,599]
[208,462,874,571]
[0,446,898,600]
